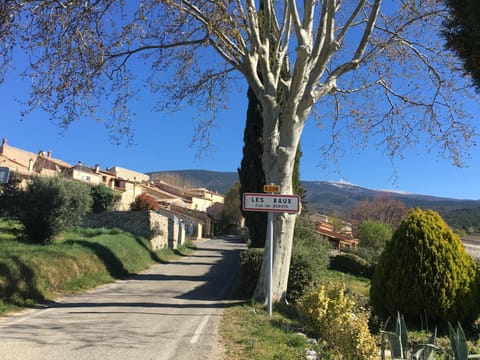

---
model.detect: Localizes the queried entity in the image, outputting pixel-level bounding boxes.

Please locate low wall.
[82,211,169,250]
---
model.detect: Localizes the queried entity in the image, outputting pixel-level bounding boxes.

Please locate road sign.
[263,184,280,193]
[0,167,10,184]
[242,193,301,213]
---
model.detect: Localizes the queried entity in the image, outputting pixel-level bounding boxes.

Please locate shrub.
[130,193,158,211]
[16,176,92,244]
[90,185,121,213]
[297,282,377,360]
[288,218,330,302]
[293,217,330,276]
[287,251,315,302]
[329,252,374,278]
[370,208,480,326]
[357,219,393,251]
[237,247,264,298]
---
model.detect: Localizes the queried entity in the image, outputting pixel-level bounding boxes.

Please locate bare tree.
[0,0,477,303]
[350,194,409,230]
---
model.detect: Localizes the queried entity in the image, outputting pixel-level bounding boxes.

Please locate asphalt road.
[0,236,245,360]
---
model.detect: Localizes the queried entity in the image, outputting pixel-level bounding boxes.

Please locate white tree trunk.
[253,101,303,303]
[254,211,296,303]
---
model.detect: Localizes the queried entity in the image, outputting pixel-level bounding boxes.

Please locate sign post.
[267,210,273,316]
[242,190,301,316]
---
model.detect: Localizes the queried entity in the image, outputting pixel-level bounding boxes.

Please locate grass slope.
[0,219,194,315]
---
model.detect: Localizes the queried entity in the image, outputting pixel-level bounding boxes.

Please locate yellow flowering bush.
[297,282,377,360]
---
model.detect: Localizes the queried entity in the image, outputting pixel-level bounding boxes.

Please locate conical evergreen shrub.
[370,208,480,326]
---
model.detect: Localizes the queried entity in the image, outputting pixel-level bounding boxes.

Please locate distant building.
[0,138,224,234]
[0,138,71,177]
[107,166,150,183]
[308,213,358,251]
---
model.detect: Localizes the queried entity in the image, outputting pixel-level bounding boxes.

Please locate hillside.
[148,170,238,195]
[149,170,480,228]
[302,181,480,217]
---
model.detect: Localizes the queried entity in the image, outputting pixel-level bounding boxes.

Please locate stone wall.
[82,210,169,250]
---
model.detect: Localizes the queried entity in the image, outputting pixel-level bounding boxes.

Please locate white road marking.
[190,315,210,344]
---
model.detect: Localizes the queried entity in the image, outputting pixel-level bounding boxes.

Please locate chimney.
[2,138,6,146]
[94,164,100,174]
[47,151,51,158]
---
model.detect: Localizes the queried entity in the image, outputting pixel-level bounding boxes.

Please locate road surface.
[0,236,245,360]
[463,235,480,259]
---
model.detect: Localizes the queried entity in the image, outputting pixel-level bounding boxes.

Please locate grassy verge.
[222,302,327,360]
[0,219,195,315]
[221,268,368,360]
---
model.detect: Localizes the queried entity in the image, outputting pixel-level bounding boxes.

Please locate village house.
[0,138,70,179]
[0,138,224,246]
[307,213,359,251]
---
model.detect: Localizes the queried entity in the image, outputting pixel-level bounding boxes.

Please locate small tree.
[90,185,121,213]
[130,193,158,211]
[350,195,409,231]
[370,208,480,326]
[16,176,93,244]
[220,182,243,234]
[357,219,393,251]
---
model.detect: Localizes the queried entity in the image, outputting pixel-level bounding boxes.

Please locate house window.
[82,175,91,181]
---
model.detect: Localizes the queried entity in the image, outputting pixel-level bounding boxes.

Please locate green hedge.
[237,248,264,298]
[329,253,374,279]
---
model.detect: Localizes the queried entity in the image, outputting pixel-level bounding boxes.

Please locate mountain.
[148,170,238,195]
[148,170,480,224]
[302,180,480,217]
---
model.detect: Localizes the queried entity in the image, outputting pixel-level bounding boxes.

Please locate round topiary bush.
[370,208,480,326]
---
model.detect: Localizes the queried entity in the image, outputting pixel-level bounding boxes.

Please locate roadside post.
[242,185,301,317]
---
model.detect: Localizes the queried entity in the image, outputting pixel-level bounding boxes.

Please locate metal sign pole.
[267,210,273,317]
[242,189,301,318]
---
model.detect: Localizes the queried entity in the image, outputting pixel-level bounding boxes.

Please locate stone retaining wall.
[82,211,169,250]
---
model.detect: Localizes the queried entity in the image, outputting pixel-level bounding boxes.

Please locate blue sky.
[1,25,480,201]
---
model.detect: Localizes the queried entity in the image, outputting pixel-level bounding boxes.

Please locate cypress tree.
[238,87,267,248]
[238,87,304,247]
[443,0,480,91]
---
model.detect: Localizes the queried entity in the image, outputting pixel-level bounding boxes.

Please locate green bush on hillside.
[370,208,480,326]
[237,247,263,298]
[357,219,393,251]
[329,252,373,278]
[16,176,93,244]
[90,185,121,213]
[287,220,330,302]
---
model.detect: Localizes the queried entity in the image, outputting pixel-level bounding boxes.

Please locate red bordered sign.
[242,193,301,213]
